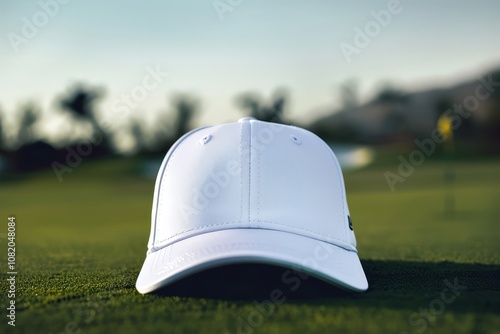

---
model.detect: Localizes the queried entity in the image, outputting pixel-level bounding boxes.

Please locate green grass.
[1,156,499,333]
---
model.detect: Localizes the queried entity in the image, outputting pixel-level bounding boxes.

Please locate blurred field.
[0,156,499,333]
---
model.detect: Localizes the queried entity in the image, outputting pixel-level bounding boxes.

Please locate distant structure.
[310,68,500,153]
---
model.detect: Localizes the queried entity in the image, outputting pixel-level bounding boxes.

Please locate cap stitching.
[334,152,347,241]
[333,150,348,241]
[154,126,209,245]
[316,136,348,241]
[157,140,184,238]
[153,220,354,251]
[152,242,311,275]
[284,127,349,241]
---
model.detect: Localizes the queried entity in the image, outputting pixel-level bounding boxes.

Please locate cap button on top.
[238,117,257,123]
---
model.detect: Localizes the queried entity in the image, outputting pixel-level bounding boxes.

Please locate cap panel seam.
[317,137,348,241]
[153,126,209,247]
[156,140,186,239]
[334,150,347,241]
[286,127,349,241]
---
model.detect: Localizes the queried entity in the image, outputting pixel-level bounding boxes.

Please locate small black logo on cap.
[348,215,353,231]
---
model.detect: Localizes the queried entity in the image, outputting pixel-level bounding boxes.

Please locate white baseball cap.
[136,117,368,294]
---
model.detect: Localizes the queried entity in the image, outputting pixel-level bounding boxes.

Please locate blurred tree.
[267,89,287,123]
[59,85,111,155]
[172,94,199,141]
[60,87,99,118]
[15,103,38,149]
[236,89,288,123]
[5,103,58,172]
[149,120,171,154]
[237,92,261,119]
[147,93,199,154]
[375,84,408,103]
[0,107,4,152]
[487,70,500,146]
[340,79,359,110]
[129,117,148,154]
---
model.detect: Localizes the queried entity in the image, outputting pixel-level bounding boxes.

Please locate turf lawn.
[0,155,499,334]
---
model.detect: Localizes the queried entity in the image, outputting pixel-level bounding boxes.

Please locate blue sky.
[1,0,500,131]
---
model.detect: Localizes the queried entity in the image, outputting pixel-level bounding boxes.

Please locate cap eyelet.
[199,135,212,145]
[290,135,301,145]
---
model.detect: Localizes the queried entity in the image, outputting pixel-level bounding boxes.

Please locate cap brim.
[136,229,368,294]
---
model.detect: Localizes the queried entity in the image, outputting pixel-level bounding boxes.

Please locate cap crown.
[148,119,357,253]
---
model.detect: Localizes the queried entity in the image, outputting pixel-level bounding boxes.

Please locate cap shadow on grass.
[150,260,500,302]
[152,263,352,300]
